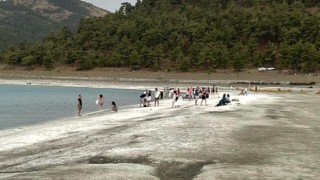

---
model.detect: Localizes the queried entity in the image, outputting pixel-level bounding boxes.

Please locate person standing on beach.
[200,90,207,106]
[254,84,258,94]
[169,88,174,98]
[77,94,82,116]
[188,87,193,100]
[97,94,104,110]
[154,88,160,107]
[146,90,152,106]
[160,88,164,99]
[172,90,178,108]
[194,87,200,105]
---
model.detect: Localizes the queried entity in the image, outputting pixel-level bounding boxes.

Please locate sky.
[81,0,138,12]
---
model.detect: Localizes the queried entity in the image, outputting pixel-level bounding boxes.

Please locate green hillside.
[0,0,108,51]
[1,0,319,73]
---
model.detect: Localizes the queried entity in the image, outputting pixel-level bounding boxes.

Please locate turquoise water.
[0,84,141,130]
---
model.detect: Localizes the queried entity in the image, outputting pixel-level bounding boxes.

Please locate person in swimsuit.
[110,101,118,112]
[200,90,207,106]
[98,94,104,110]
[77,94,82,116]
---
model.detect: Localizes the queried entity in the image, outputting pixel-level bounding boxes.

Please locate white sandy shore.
[0,90,256,152]
[1,77,319,93]
[0,78,319,179]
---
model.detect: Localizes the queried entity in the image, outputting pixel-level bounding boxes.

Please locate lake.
[0,84,141,130]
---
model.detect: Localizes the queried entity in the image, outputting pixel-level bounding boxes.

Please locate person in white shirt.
[169,88,174,98]
[172,90,178,108]
[154,88,160,107]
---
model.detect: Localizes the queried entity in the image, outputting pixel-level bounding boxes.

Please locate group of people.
[140,86,220,108]
[140,87,210,108]
[77,94,118,116]
[216,94,231,106]
[152,85,242,108]
[140,88,161,107]
[185,86,219,100]
[76,84,246,116]
[183,86,210,106]
[217,93,241,106]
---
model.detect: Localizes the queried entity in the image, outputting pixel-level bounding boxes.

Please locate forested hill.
[0,0,108,51]
[1,0,320,73]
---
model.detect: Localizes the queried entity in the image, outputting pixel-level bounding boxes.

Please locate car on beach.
[257,67,267,71]
[257,67,275,71]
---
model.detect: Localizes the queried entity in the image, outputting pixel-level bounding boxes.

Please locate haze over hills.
[0,0,108,51]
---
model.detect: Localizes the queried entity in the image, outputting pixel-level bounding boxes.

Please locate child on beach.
[172,90,179,108]
[97,94,104,110]
[110,101,118,112]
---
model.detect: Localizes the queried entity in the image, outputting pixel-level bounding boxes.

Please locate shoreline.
[0,72,319,93]
[0,79,319,179]
[0,89,319,179]
[0,66,319,86]
[0,70,320,179]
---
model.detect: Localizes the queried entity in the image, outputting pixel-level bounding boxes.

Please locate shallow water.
[0,84,141,130]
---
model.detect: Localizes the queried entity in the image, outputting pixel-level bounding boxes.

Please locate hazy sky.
[81,0,138,12]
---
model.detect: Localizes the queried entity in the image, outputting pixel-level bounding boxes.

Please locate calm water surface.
[0,84,141,130]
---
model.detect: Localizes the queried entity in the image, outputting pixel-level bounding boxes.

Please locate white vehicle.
[257,67,275,71]
[257,67,267,71]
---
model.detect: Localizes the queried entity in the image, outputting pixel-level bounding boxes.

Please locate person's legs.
[143,98,147,107]
[78,105,82,116]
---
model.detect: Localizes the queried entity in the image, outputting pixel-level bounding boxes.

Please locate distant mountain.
[0,0,109,51]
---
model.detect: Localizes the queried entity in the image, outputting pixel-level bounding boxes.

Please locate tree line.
[0,0,319,73]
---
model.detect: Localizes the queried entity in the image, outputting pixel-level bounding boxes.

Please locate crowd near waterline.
[78,85,257,116]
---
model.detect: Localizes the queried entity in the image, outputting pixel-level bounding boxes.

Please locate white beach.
[0,78,319,179]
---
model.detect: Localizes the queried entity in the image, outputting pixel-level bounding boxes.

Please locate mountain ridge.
[0,0,109,51]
